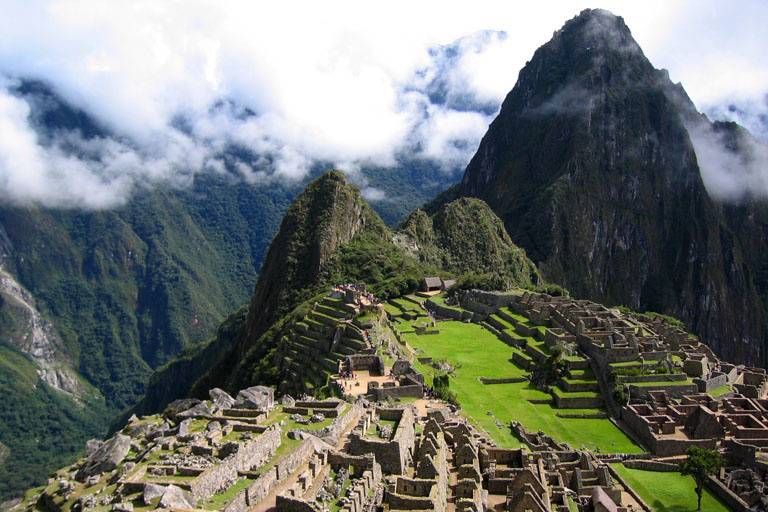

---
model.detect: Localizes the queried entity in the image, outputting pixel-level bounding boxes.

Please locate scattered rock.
[209,388,235,409]
[218,442,240,459]
[118,461,136,478]
[113,502,134,512]
[76,434,131,481]
[163,398,201,421]
[143,483,166,505]
[280,394,296,407]
[125,422,154,439]
[235,386,274,409]
[159,485,194,510]
[310,413,325,423]
[207,421,222,432]
[287,430,304,440]
[177,401,213,419]
[84,439,104,457]
[179,418,195,437]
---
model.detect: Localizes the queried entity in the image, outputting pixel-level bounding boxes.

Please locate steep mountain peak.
[454,10,766,366]
[243,170,384,346]
[560,8,636,49]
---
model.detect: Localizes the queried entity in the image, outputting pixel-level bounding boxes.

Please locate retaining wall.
[224,437,317,512]
[191,427,281,501]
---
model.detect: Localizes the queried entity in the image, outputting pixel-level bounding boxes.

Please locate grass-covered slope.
[612,464,729,511]
[401,320,639,453]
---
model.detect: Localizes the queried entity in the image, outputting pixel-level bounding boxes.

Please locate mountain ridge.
[128,170,541,418]
[451,8,767,366]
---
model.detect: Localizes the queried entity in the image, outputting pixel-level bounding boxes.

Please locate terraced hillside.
[275,293,377,395]
[384,293,640,453]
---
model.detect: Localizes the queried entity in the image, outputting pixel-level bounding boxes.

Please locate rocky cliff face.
[0,265,82,396]
[454,9,766,365]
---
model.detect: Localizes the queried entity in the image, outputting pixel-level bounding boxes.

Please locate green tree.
[679,446,723,512]
[530,350,567,389]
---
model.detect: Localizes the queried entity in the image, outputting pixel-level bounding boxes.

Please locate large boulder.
[143,483,166,505]
[163,398,201,421]
[159,485,195,509]
[176,401,213,419]
[177,419,193,436]
[391,359,415,376]
[84,439,103,458]
[235,386,274,410]
[209,388,235,409]
[76,434,131,481]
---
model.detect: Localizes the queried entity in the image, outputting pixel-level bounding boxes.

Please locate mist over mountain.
[1,3,768,503]
[450,8,768,366]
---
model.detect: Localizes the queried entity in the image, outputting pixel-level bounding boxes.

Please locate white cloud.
[687,118,768,201]
[0,0,766,207]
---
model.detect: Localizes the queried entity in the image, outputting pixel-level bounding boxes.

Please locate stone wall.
[349,408,415,474]
[320,403,364,445]
[621,406,717,456]
[460,290,518,309]
[424,301,472,322]
[346,355,383,374]
[223,437,316,512]
[694,373,728,393]
[191,426,281,501]
[627,383,699,400]
[622,460,679,472]
[479,377,528,384]
[604,465,653,512]
[704,475,750,512]
[371,384,423,401]
[552,394,603,409]
[276,495,320,512]
[386,489,434,510]
[618,374,689,384]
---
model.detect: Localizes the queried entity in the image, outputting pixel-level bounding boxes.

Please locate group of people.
[337,371,362,392]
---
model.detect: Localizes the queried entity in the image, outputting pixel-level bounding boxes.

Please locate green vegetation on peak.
[136,170,443,411]
[397,197,540,290]
[243,170,389,343]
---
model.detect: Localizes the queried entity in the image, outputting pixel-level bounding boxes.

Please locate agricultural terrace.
[399,319,642,453]
[612,464,729,512]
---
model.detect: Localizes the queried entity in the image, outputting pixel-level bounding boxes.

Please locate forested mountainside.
[128,171,541,419]
[0,84,461,499]
[448,8,768,367]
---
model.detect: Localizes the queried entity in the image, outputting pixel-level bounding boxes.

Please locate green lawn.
[708,385,732,398]
[629,379,693,387]
[404,321,642,453]
[202,477,254,510]
[613,464,729,512]
[383,303,402,316]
